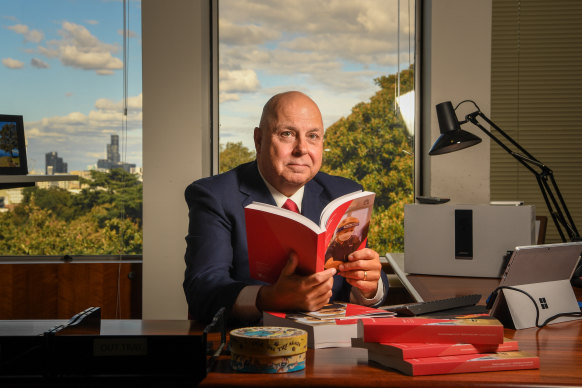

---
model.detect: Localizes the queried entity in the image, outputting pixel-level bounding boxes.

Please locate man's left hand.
[337,248,381,298]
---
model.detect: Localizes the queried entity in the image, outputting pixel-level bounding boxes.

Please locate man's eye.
[308,133,321,140]
[280,131,293,137]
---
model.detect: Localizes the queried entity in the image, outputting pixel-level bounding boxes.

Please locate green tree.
[77,168,143,226]
[0,202,141,255]
[219,141,255,173]
[22,187,78,221]
[1,169,143,255]
[322,66,415,253]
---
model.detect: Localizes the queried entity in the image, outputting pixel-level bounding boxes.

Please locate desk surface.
[202,276,582,388]
[1,277,581,387]
[0,318,201,336]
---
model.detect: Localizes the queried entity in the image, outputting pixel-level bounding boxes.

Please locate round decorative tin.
[229,326,308,357]
[230,352,306,373]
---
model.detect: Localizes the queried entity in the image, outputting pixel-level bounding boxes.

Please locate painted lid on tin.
[229,326,308,356]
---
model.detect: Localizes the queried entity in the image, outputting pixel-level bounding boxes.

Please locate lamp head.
[429,101,482,155]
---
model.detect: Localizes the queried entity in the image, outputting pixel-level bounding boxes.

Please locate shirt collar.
[257,165,305,212]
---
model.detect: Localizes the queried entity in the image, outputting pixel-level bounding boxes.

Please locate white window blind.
[491,0,582,243]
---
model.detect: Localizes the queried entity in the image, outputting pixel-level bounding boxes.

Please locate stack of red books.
[351,316,539,376]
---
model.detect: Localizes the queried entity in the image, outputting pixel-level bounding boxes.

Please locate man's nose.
[293,135,308,154]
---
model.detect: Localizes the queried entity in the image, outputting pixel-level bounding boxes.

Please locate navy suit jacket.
[183,161,388,324]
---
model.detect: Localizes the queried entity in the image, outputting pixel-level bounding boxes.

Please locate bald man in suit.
[184,91,388,324]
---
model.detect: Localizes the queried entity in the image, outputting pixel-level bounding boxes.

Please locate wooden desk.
[202,277,582,388]
[1,280,580,387]
[0,320,210,387]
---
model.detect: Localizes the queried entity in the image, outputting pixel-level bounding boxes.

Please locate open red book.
[245,191,375,283]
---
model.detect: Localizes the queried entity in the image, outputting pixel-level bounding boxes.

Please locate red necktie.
[282,199,300,214]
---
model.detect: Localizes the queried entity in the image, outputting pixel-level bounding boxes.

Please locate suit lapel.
[239,163,328,225]
[302,178,326,225]
[239,161,276,208]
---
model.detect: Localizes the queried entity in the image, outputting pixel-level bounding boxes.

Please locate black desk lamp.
[429,100,580,243]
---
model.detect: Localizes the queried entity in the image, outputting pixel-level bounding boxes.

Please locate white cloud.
[37,21,122,74]
[116,28,138,38]
[220,69,260,92]
[219,19,279,45]
[25,93,143,170]
[219,69,261,102]
[31,57,49,69]
[217,0,415,147]
[26,29,44,44]
[6,24,28,34]
[220,0,409,38]
[27,93,143,140]
[220,46,378,93]
[6,23,44,43]
[220,93,240,103]
[2,57,24,69]
[218,0,414,95]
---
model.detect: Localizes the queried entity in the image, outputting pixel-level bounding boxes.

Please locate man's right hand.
[256,252,336,312]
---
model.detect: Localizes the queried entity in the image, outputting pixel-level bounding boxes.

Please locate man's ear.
[253,127,262,154]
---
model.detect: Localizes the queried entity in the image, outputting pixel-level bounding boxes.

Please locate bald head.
[258,91,322,132]
[253,91,324,196]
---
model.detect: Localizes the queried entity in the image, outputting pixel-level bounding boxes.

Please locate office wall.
[422,0,492,203]
[141,0,492,318]
[142,0,212,319]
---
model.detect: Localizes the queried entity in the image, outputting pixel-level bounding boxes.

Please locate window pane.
[218,0,415,253]
[0,0,142,255]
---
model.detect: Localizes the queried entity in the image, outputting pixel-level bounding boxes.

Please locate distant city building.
[97,134,136,173]
[0,188,24,209]
[45,151,68,175]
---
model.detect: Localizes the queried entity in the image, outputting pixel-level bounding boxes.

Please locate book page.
[321,192,375,269]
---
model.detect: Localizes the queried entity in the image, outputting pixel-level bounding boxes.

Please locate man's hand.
[256,252,336,312]
[338,248,381,298]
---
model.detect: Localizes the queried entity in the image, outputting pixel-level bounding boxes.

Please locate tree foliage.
[0,122,18,156]
[322,66,415,253]
[0,168,142,255]
[219,141,256,173]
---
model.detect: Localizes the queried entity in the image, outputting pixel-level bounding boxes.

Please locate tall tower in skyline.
[97,134,136,172]
[106,134,120,164]
[45,151,68,175]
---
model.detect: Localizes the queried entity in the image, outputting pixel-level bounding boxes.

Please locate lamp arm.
[464,111,580,242]
[465,112,543,176]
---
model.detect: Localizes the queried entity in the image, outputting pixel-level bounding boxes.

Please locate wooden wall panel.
[0,262,142,319]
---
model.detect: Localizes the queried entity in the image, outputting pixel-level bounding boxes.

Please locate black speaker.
[455,209,473,259]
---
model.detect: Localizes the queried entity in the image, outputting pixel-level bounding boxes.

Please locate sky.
[218,0,415,151]
[0,0,142,173]
[0,0,414,173]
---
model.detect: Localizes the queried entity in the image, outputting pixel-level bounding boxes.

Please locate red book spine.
[363,339,518,359]
[401,340,518,358]
[409,352,539,376]
[362,318,504,345]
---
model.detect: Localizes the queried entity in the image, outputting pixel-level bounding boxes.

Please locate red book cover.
[368,350,539,376]
[263,302,394,349]
[352,337,519,359]
[357,317,504,345]
[245,191,374,283]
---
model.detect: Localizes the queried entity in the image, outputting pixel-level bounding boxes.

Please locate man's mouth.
[287,163,309,170]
